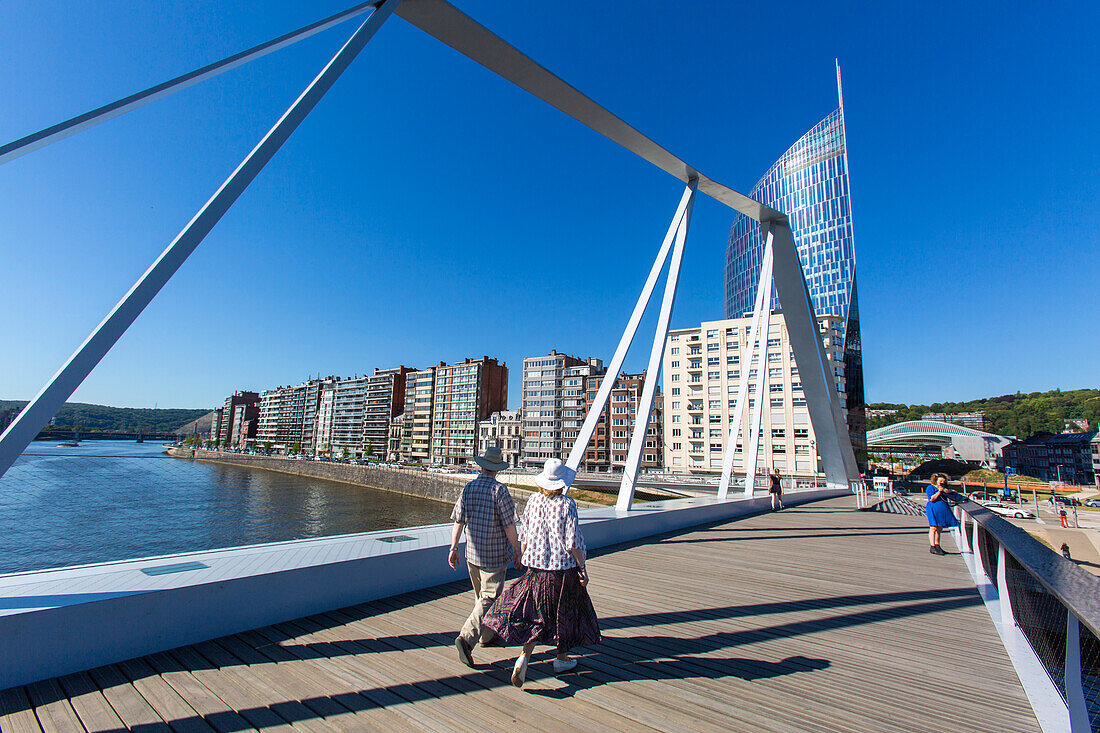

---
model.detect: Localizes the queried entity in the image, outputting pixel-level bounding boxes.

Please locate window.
[767,338,781,347]
[707,343,719,352]
[708,371,720,380]
[706,329,718,338]
[671,387,680,395]
[671,428,681,437]
[690,360,701,369]
[727,355,739,365]
[772,428,786,439]
[726,341,738,350]
[708,357,720,366]
[770,397,784,408]
[670,347,679,354]
[769,368,782,378]
[671,374,680,382]
[709,400,720,409]
[728,370,739,379]
[671,401,680,409]
[795,444,810,454]
[770,383,784,393]
[709,429,722,438]
[767,353,782,363]
[794,428,808,438]
[726,327,737,336]
[671,334,679,341]
[671,361,679,368]
[772,444,786,453]
[672,415,680,423]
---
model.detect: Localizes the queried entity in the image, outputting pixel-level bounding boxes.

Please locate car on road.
[1054,496,1082,507]
[983,503,1035,519]
[1084,498,1100,508]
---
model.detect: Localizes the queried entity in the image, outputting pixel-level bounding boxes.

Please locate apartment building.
[388,414,405,462]
[363,366,413,459]
[521,351,586,467]
[315,366,414,458]
[401,368,436,463]
[256,378,332,451]
[432,357,508,465]
[560,359,607,469]
[564,370,662,473]
[212,391,260,448]
[478,410,523,469]
[662,314,846,476]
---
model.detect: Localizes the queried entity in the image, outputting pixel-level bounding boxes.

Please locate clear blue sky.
[2,1,1098,411]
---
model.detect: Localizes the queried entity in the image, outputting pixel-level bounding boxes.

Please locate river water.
[0,440,452,574]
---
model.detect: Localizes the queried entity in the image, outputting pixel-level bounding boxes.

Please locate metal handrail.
[952,496,1100,641]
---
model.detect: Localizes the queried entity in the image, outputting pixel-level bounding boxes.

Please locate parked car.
[984,503,1035,519]
[1054,496,1082,507]
[1084,498,1100,508]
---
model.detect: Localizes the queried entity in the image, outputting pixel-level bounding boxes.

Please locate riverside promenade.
[0,496,1040,732]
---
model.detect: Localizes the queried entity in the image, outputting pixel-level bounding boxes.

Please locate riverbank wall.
[166,447,546,511]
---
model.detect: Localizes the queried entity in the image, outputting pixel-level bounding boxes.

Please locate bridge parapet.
[953,497,1100,731]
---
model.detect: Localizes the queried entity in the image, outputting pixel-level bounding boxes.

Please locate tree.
[291,442,302,455]
[365,444,374,458]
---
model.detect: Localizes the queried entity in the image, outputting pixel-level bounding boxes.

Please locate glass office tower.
[724,73,866,467]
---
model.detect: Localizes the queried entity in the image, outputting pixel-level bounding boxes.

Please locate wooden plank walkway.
[1,496,1041,732]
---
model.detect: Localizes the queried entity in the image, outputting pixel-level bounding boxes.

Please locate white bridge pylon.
[0,0,861,497]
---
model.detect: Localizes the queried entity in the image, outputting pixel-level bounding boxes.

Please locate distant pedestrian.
[1061,542,1073,561]
[1059,507,1069,528]
[925,473,958,556]
[483,458,602,688]
[448,446,523,669]
[769,468,784,511]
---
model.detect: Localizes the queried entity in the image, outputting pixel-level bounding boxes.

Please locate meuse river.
[0,440,452,574]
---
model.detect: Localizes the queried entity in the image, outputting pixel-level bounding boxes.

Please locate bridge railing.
[953,497,1100,731]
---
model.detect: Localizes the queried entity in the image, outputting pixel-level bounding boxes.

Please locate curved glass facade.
[724,103,865,465]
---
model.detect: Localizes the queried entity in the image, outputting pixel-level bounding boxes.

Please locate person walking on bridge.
[925,472,958,555]
[483,458,602,688]
[769,467,784,511]
[448,446,523,669]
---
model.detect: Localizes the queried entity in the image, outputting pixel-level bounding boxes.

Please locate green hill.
[0,400,211,434]
[868,389,1100,438]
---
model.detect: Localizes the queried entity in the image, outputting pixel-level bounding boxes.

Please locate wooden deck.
[0,496,1040,732]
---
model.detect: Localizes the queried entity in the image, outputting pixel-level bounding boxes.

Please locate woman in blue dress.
[926,472,958,555]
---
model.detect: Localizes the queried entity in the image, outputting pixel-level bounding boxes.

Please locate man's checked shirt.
[451,473,518,568]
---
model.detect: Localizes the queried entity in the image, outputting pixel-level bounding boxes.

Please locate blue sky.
[2,1,1098,411]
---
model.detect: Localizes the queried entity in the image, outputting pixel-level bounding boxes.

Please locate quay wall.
[167,447,545,511]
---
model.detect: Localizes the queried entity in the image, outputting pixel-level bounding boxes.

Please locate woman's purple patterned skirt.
[482,568,602,653]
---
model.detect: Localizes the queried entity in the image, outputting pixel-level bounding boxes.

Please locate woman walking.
[769,468,784,511]
[482,458,602,688]
[925,472,958,555]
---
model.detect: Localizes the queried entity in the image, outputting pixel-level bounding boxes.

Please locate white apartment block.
[662,314,846,476]
[402,368,436,463]
[478,410,524,469]
[256,377,333,452]
[521,351,586,468]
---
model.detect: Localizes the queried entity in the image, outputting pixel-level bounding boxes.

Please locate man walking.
[448,445,522,668]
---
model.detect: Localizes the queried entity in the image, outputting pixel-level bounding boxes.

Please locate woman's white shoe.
[553,657,578,674]
[511,655,528,688]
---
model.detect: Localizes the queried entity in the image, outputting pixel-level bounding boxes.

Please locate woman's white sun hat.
[535,458,575,492]
[472,446,510,472]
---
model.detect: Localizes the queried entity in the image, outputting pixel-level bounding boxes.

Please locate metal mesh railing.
[958,499,1100,730]
[1004,552,1069,699]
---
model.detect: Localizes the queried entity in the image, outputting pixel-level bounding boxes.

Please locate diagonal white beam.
[0,1,384,166]
[393,0,779,223]
[0,1,401,480]
[616,183,696,511]
[770,221,860,487]
[742,248,775,496]
[717,227,774,500]
[562,184,695,492]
